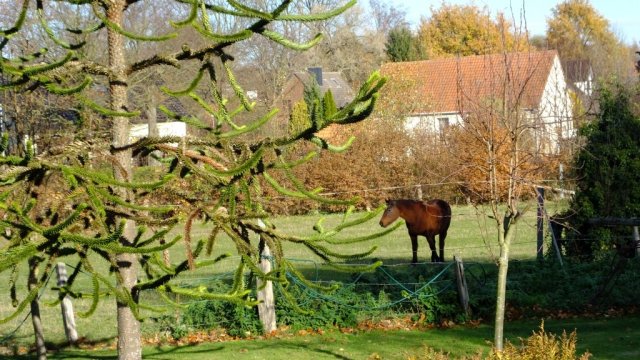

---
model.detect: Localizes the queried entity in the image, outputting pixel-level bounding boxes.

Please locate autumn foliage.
[449,112,547,203]
[261,117,462,215]
[417,4,529,59]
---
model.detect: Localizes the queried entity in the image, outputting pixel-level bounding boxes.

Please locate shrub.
[351,264,464,323]
[274,265,464,330]
[150,279,263,339]
[468,257,640,320]
[275,282,361,330]
[406,322,590,360]
[182,299,263,338]
[486,322,591,360]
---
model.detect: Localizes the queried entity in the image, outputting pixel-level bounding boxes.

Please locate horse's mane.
[389,199,428,212]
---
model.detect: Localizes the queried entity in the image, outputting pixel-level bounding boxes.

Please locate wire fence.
[303,179,574,198]
[1,226,636,345]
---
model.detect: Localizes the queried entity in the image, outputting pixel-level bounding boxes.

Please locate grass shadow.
[0,336,118,360]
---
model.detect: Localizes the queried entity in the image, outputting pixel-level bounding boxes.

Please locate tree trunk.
[106,2,141,359]
[493,216,517,352]
[28,258,47,360]
[116,251,140,360]
[257,235,277,333]
[493,244,509,351]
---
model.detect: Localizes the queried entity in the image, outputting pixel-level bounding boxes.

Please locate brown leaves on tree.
[417,4,528,59]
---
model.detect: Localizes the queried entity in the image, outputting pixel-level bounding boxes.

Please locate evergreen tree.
[385,26,424,62]
[562,84,640,259]
[0,1,393,359]
[288,100,310,137]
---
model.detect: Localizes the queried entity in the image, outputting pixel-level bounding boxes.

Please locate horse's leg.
[410,234,419,264]
[426,234,438,262]
[438,230,447,262]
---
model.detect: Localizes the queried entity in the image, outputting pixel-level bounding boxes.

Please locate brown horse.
[379,199,452,263]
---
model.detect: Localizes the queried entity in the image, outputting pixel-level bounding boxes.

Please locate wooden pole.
[634,226,640,258]
[536,187,544,261]
[545,211,564,267]
[256,220,276,333]
[559,164,565,199]
[29,258,46,360]
[454,256,470,315]
[56,263,78,344]
[548,220,564,267]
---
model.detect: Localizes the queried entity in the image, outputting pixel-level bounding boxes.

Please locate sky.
[382,0,639,45]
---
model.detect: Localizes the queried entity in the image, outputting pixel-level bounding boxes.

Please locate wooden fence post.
[559,164,565,199]
[56,262,78,344]
[546,212,564,268]
[454,256,470,315]
[29,258,46,360]
[256,220,277,333]
[536,187,545,261]
[634,226,640,258]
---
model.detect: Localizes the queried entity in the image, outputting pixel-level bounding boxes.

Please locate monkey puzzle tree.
[0,1,395,359]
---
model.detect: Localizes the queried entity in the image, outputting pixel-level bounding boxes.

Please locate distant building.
[562,59,596,119]
[129,121,187,143]
[273,67,355,139]
[280,67,354,110]
[379,50,575,154]
[563,60,594,98]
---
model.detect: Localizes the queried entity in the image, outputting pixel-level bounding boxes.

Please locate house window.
[438,117,449,141]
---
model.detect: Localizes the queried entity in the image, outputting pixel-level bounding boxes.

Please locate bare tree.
[367,0,409,35]
[450,49,574,350]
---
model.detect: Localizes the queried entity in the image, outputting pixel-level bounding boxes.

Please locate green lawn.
[2,315,637,359]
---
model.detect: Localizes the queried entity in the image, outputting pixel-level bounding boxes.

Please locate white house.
[129,121,187,143]
[563,60,594,98]
[379,50,575,154]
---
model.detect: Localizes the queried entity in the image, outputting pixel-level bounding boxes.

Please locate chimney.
[307,67,323,86]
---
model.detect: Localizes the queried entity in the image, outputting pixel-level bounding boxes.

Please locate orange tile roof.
[379,50,559,114]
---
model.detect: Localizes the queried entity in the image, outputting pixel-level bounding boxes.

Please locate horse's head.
[379,199,400,227]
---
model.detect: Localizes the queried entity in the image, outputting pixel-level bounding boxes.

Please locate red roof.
[379,50,559,114]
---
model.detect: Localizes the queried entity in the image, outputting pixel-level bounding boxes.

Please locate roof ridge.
[381,49,558,67]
